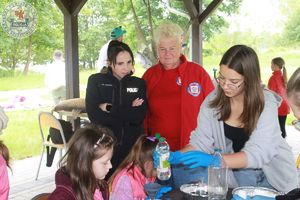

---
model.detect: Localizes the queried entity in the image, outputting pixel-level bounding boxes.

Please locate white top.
[0,107,8,134]
[45,59,65,90]
[96,41,110,72]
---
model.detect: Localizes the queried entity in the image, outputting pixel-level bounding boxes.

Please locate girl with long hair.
[109,135,171,200]
[49,124,116,200]
[287,67,300,121]
[172,45,297,193]
[268,57,290,138]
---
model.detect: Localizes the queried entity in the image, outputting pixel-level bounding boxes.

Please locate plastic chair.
[31,193,51,200]
[35,111,67,180]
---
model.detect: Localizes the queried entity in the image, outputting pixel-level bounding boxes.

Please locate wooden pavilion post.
[54,0,87,99]
[183,0,223,65]
[54,0,87,129]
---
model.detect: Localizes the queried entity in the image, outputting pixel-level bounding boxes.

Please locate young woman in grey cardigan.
[176,45,298,192]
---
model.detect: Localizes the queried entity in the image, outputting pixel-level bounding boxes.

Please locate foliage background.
[0,0,300,160]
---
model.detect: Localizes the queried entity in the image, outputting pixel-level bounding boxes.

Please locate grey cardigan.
[190,88,298,192]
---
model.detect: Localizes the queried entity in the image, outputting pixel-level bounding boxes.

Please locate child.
[0,106,10,200]
[268,57,290,138]
[109,135,171,200]
[287,67,300,121]
[49,124,116,200]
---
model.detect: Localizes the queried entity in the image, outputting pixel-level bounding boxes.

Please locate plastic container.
[208,149,228,200]
[156,137,171,180]
[232,186,281,198]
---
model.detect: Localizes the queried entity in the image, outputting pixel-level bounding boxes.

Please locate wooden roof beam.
[198,0,223,24]
[54,0,87,16]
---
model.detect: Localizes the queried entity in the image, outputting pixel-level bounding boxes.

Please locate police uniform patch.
[176,76,182,86]
[187,82,202,97]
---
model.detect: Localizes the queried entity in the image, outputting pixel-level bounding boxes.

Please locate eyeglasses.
[216,75,244,91]
[292,120,300,132]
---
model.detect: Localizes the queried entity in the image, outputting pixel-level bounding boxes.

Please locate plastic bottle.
[208,149,228,200]
[156,137,171,180]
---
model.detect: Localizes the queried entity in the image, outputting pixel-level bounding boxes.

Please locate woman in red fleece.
[268,57,290,138]
[142,22,214,151]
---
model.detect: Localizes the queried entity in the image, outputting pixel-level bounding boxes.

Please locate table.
[53,110,88,130]
[162,188,233,200]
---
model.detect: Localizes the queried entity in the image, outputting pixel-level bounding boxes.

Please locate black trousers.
[278,115,287,138]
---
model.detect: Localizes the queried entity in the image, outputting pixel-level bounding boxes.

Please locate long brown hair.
[108,135,158,185]
[0,140,10,170]
[59,124,116,200]
[210,45,264,136]
[287,67,300,106]
[272,57,287,85]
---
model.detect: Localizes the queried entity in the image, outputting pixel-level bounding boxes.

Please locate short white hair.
[153,22,183,46]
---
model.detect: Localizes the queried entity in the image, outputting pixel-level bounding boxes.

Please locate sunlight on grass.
[0,108,51,160]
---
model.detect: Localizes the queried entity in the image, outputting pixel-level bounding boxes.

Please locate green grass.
[0,71,45,91]
[0,108,47,160]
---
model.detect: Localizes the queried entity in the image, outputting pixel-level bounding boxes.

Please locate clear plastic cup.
[144,182,161,200]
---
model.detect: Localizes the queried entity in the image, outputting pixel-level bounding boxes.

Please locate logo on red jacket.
[176,76,182,86]
[187,82,202,97]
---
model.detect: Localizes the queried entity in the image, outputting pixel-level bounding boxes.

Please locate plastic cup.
[144,182,161,200]
[208,166,228,200]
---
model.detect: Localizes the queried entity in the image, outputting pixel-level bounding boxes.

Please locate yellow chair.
[35,111,67,180]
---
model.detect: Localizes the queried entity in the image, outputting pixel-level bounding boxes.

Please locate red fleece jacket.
[268,70,290,116]
[143,55,214,150]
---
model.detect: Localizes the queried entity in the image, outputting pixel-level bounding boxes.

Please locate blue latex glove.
[153,150,183,168]
[232,194,275,200]
[179,151,221,168]
[169,151,183,165]
[155,186,172,199]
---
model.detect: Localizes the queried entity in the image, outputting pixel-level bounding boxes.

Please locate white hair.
[153,22,183,46]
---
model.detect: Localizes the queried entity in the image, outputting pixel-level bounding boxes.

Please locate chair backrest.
[38,111,67,146]
[31,192,51,200]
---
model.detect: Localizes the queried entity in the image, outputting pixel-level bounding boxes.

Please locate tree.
[125,0,242,65]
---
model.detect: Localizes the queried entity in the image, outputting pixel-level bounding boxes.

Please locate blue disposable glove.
[155,186,172,199]
[153,150,183,168]
[169,151,183,165]
[179,151,221,168]
[232,194,275,200]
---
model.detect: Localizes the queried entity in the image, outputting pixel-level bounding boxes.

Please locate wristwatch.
[106,104,112,111]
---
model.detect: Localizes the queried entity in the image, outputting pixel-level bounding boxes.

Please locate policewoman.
[142,22,214,151]
[86,41,147,178]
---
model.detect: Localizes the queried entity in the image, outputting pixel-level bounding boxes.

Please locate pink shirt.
[0,155,9,200]
[111,164,155,200]
[94,188,104,200]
